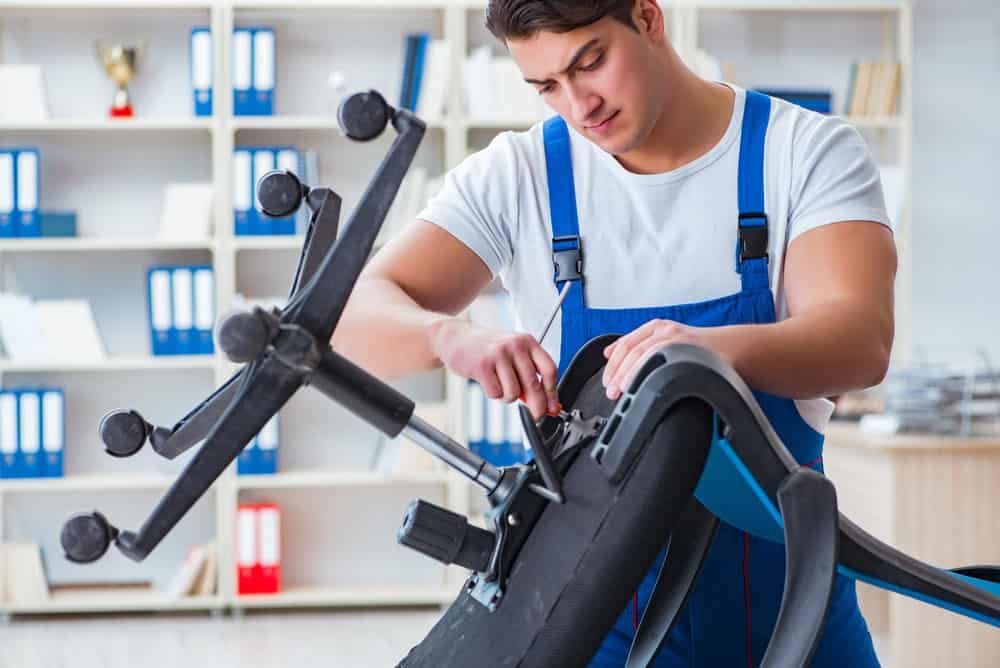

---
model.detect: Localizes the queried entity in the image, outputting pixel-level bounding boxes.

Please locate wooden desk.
[823,422,1000,668]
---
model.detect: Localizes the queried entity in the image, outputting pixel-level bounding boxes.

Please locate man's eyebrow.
[523,38,602,85]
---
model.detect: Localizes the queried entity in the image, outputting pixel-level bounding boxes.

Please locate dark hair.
[486,0,638,42]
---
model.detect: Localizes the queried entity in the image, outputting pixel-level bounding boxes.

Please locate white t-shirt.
[417,84,892,433]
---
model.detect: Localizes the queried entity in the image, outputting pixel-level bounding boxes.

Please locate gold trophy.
[96,41,146,117]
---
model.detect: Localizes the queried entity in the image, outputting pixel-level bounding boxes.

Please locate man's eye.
[538,84,554,96]
[579,55,603,71]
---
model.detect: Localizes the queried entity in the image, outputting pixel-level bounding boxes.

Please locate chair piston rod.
[403,415,501,493]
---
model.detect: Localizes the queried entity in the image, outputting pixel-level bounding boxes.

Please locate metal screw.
[506,512,521,527]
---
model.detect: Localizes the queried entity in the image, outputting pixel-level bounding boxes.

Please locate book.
[163,542,210,598]
[3,542,50,604]
[191,542,218,596]
[414,39,452,122]
[846,61,902,117]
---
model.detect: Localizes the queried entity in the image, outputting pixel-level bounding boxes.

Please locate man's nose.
[566,85,601,125]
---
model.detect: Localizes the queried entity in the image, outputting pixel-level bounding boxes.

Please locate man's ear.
[633,0,666,42]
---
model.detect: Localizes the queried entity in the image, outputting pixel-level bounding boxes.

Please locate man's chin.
[592,134,635,157]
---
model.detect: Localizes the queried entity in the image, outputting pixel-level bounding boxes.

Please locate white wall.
[909,0,1000,365]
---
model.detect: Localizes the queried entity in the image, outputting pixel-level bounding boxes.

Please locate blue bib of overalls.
[541,91,880,667]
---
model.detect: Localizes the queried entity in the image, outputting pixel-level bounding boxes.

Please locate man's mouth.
[587,110,619,131]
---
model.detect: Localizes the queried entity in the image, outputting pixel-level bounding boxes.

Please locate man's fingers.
[512,350,547,420]
[528,344,561,414]
[494,358,521,403]
[609,338,661,399]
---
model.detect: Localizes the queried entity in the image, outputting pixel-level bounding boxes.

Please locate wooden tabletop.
[824,420,1000,451]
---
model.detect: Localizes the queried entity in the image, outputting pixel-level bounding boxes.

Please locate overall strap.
[736,90,772,292]
[543,116,586,314]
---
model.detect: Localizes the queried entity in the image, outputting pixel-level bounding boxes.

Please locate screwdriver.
[519,282,572,418]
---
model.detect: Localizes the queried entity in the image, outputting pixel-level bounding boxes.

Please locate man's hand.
[430,318,560,420]
[601,320,707,400]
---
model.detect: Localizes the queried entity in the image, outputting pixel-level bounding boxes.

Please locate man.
[334,0,894,665]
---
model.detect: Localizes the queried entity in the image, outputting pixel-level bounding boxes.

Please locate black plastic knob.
[397,499,494,573]
[99,410,150,458]
[338,90,391,142]
[61,511,118,564]
[257,169,305,218]
[216,310,272,363]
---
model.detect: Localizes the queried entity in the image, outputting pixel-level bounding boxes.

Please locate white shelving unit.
[0,0,912,619]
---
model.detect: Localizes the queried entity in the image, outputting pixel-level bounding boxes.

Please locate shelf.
[462,116,547,131]
[0,356,217,373]
[0,473,182,493]
[0,118,214,131]
[683,0,905,12]
[4,592,223,615]
[232,236,305,251]
[231,115,447,131]
[233,0,448,9]
[236,469,450,490]
[233,584,453,608]
[840,116,905,130]
[462,115,905,132]
[0,238,216,253]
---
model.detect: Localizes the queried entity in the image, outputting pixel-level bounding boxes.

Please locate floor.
[1,607,891,667]
[1,608,442,668]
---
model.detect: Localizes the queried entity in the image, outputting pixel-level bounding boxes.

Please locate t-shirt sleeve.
[787,115,892,241]
[415,132,519,278]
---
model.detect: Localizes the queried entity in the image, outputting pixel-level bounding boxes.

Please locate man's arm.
[602,221,896,399]
[331,220,489,377]
[713,220,896,397]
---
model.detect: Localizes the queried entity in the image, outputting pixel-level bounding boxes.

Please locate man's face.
[507,5,666,156]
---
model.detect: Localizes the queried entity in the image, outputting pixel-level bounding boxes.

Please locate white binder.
[193,267,215,355]
[252,149,276,234]
[233,149,252,235]
[232,29,253,115]
[276,148,298,176]
[18,390,41,478]
[0,390,18,477]
[171,267,195,355]
[190,28,213,115]
[505,402,527,460]
[41,389,64,477]
[16,150,39,236]
[256,412,279,474]
[149,268,173,355]
[0,151,13,236]
[467,381,485,457]
[258,505,280,569]
[252,28,275,114]
[487,396,505,464]
[236,505,257,578]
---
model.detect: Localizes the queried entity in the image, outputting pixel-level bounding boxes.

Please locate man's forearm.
[330,276,453,380]
[704,300,893,399]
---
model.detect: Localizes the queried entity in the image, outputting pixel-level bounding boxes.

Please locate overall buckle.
[737,213,769,264]
[552,235,583,282]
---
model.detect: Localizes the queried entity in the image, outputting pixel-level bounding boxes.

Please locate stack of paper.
[0,65,49,121]
[0,294,106,361]
[861,362,1000,436]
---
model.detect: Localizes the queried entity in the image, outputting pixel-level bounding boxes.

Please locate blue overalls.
[541,91,881,667]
